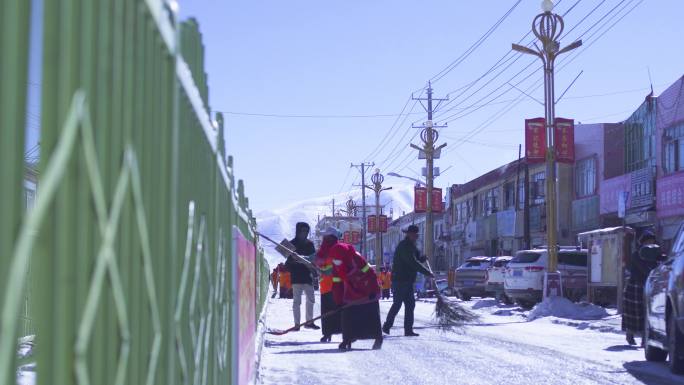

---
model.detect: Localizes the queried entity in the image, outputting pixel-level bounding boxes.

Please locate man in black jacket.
[286,222,320,330]
[382,225,434,336]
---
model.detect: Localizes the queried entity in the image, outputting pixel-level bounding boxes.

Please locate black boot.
[626,332,636,346]
[382,324,391,335]
[372,336,383,350]
[338,340,352,351]
[320,335,331,343]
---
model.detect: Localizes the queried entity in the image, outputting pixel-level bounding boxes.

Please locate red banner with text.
[379,215,388,233]
[525,117,546,163]
[414,187,427,213]
[368,215,377,233]
[351,231,361,244]
[554,118,575,163]
[415,187,443,213]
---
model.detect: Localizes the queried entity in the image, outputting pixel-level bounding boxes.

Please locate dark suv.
[644,224,684,374]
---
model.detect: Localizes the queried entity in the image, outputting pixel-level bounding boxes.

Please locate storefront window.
[664,122,684,174]
[575,157,596,198]
[624,100,656,172]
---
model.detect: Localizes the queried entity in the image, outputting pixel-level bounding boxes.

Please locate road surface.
[258,294,683,385]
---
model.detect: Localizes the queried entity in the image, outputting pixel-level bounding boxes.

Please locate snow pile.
[527,297,609,321]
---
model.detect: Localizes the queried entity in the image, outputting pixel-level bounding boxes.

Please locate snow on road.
[258,295,683,385]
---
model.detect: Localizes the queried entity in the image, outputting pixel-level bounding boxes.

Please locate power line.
[215,109,424,119]
[442,0,643,154]
[430,0,523,84]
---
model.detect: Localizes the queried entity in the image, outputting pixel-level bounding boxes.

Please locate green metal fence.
[0,1,269,384]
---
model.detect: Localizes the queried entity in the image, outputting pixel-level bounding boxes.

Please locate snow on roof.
[577,226,635,238]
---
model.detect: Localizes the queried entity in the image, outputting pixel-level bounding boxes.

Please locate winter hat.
[319,226,340,238]
[402,225,420,234]
[639,230,656,244]
[296,222,310,232]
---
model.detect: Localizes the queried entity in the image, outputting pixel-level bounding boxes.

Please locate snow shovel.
[257,232,320,273]
[424,260,479,331]
[266,297,375,336]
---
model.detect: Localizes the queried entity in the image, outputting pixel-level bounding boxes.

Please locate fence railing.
[0,1,269,384]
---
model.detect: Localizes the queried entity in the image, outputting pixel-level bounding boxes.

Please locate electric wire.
[442,0,642,155]
[430,0,523,84]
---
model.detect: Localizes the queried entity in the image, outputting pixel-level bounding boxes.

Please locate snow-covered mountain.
[256,184,415,268]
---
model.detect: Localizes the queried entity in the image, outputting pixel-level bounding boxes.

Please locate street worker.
[315,227,344,342]
[277,263,289,299]
[271,268,279,298]
[382,225,434,337]
[285,222,319,330]
[622,231,664,345]
[319,227,383,351]
[380,268,392,299]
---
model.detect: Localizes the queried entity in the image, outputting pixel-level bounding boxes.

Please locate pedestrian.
[319,227,383,351]
[271,268,279,298]
[382,225,434,337]
[277,263,289,299]
[380,268,392,300]
[622,230,662,345]
[315,228,344,342]
[286,222,320,330]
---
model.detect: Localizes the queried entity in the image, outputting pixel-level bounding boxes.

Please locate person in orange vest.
[380,268,392,300]
[314,231,343,342]
[283,269,293,299]
[277,263,290,299]
[318,226,382,351]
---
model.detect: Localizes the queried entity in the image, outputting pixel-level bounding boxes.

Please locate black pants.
[383,282,415,333]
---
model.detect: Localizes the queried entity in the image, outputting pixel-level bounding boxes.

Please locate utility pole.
[368,169,392,268]
[410,82,447,269]
[351,162,374,256]
[512,0,582,298]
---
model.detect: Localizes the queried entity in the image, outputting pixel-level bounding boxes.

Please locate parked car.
[454,256,493,301]
[417,279,449,298]
[486,256,513,304]
[504,247,588,309]
[644,224,684,374]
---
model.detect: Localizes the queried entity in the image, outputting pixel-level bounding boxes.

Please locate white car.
[486,256,513,304]
[504,247,588,309]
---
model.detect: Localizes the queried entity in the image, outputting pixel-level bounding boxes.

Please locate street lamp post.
[512,0,581,297]
[370,169,391,268]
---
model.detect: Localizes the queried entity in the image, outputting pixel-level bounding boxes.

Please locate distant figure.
[383,225,433,337]
[622,231,663,345]
[318,227,383,351]
[286,222,319,330]
[380,268,392,300]
[271,268,279,298]
[314,227,344,342]
[277,263,289,299]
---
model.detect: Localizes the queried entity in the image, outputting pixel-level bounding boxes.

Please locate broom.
[266,297,374,336]
[425,260,479,331]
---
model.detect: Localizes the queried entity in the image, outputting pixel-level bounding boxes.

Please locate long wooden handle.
[257,232,320,273]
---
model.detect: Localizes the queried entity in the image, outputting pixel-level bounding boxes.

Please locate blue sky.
[179,0,684,214]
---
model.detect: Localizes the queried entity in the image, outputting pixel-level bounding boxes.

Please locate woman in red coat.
[315,232,344,342]
[319,227,382,351]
